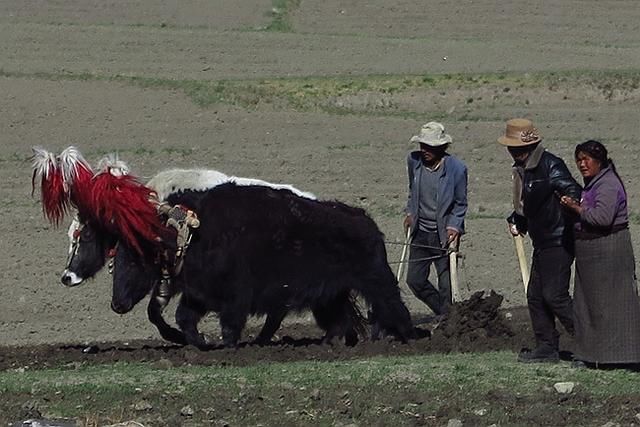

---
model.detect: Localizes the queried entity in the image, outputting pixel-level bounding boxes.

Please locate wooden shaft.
[513,234,530,292]
[396,227,412,280]
[449,250,461,302]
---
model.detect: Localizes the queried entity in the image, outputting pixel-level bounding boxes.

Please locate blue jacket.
[405,151,468,246]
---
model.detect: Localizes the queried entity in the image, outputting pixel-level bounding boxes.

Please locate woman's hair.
[574,140,609,168]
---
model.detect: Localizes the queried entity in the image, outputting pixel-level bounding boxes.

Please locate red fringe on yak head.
[58,146,95,218]
[31,147,68,226]
[90,170,169,255]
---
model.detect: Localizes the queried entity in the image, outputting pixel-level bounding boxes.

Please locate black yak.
[111,183,416,348]
[61,167,316,286]
[31,146,319,345]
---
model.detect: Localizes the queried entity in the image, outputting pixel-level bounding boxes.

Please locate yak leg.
[312,294,360,347]
[368,308,382,341]
[175,296,209,349]
[219,289,252,348]
[253,308,288,345]
[147,287,186,345]
[219,309,248,348]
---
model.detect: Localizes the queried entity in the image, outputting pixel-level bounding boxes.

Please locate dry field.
[3,1,640,425]
[1,0,640,354]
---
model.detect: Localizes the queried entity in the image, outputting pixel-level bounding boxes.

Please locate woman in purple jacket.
[561,140,640,367]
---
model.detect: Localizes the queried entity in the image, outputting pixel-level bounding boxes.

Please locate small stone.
[474,408,488,416]
[180,405,194,417]
[504,312,513,320]
[636,413,640,422]
[553,382,575,394]
[447,419,463,427]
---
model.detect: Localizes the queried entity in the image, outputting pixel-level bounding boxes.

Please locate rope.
[385,240,448,252]
[387,254,449,264]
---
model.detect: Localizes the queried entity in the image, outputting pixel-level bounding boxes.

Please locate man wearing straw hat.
[404,122,468,318]
[498,118,581,363]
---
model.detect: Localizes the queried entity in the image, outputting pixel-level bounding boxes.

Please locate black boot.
[517,346,559,364]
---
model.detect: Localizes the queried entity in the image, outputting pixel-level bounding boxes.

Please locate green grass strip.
[2,351,639,423]
[2,68,640,115]
[1,351,638,397]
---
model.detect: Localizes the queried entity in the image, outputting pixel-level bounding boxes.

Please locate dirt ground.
[1,0,639,380]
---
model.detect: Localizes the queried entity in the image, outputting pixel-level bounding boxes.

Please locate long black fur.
[113,183,415,348]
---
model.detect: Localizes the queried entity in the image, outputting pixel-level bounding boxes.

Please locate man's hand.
[403,214,413,231]
[508,222,520,236]
[446,229,460,249]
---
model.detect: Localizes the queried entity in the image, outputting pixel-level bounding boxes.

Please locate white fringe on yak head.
[96,153,130,178]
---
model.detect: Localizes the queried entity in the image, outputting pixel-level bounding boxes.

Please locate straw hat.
[497,118,542,147]
[410,122,452,147]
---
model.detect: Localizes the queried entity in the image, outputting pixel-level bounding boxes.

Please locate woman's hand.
[560,195,582,214]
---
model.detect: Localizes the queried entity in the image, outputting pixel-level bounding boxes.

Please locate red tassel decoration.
[58,146,95,217]
[90,171,169,254]
[31,147,69,226]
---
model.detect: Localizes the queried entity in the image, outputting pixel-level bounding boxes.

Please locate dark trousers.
[406,229,450,315]
[528,245,575,350]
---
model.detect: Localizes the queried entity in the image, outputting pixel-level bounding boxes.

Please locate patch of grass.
[3,68,640,118]
[264,0,302,33]
[1,351,640,425]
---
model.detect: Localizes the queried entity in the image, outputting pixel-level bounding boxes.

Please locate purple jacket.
[578,166,628,231]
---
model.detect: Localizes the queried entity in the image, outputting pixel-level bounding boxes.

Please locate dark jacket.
[406,151,468,246]
[508,147,582,249]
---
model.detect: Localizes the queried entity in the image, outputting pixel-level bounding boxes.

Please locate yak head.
[61,216,118,287]
[110,239,164,314]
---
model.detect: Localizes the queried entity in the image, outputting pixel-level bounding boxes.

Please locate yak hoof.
[221,327,241,348]
[371,322,382,341]
[185,332,211,350]
[344,331,358,347]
